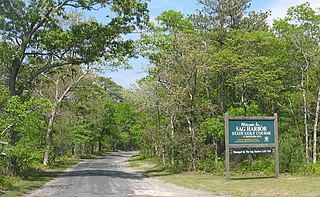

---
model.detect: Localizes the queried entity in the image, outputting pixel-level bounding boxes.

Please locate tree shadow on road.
[60,169,144,180]
[105,151,138,158]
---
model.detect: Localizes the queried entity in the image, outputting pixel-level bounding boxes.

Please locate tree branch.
[17,59,90,95]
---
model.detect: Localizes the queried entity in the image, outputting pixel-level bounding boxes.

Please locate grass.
[129,155,320,197]
[161,172,320,196]
[1,158,81,197]
[1,150,115,196]
[128,154,171,177]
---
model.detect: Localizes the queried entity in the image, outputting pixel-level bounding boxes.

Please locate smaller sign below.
[232,149,272,154]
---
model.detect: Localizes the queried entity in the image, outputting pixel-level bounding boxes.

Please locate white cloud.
[267,0,320,24]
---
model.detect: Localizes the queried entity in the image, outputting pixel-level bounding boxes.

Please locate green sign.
[225,114,279,181]
[229,120,275,145]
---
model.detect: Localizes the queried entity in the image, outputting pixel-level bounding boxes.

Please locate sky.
[103,0,320,88]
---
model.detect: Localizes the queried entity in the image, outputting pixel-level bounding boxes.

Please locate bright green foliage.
[45,75,140,159]
[200,116,224,139]
[133,1,320,175]
[273,2,320,164]
[112,101,138,150]
[0,0,149,96]
[0,0,149,178]
[209,30,284,115]
[0,87,49,176]
[138,10,218,171]
[1,0,320,189]
[156,10,193,31]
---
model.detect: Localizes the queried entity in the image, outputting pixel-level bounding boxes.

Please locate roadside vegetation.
[0,0,148,194]
[129,0,320,179]
[129,154,320,196]
[0,158,81,196]
[1,0,320,196]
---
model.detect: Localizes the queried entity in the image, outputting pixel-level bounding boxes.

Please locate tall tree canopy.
[0,0,149,96]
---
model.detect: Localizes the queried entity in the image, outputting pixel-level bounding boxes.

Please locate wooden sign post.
[225,113,279,181]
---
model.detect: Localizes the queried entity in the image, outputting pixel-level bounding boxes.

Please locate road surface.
[24,151,215,197]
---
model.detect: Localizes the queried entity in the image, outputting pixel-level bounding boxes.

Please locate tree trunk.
[241,85,254,166]
[9,58,21,97]
[189,116,196,171]
[302,72,309,163]
[91,144,94,154]
[43,71,87,165]
[72,144,76,158]
[6,60,22,173]
[170,112,175,166]
[98,139,102,152]
[220,72,226,114]
[187,94,197,171]
[312,88,320,163]
[43,109,57,165]
[248,153,254,167]
[189,71,197,171]
[213,136,218,163]
[162,144,166,168]
[154,142,159,156]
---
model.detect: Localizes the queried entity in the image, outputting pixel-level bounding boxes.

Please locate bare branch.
[17,59,91,95]
[1,120,20,135]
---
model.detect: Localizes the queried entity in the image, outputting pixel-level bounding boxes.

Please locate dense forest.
[1,0,320,190]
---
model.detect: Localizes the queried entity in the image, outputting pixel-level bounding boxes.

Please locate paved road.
[25,151,215,197]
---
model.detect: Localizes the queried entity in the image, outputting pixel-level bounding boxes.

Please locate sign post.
[225,113,279,181]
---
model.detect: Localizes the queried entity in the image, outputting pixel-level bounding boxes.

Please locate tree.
[48,75,126,158]
[213,30,283,113]
[0,0,148,96]
[140,10,216,171]
[195,0,251,30]
[273,3,320,163]
[0,0,149,154]
[0,89,49,176]
[191,0,270,115]
[39,65,90,165]
[126,77,169,165]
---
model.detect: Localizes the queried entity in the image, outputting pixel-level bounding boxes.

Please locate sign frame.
[224,113,279,181]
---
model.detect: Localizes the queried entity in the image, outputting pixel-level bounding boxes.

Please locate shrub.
[7,146,38,178]
[279,133,305,173]
[0,175,16,191]
[197,156,225,174]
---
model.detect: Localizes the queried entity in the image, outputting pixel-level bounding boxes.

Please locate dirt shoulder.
[125,154,228,197]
